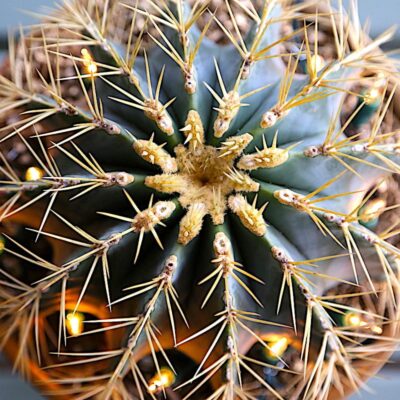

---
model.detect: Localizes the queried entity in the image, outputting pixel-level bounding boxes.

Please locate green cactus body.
[0,1,399,399]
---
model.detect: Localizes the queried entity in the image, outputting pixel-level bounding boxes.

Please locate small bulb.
[345,312,365,328]
[0,235,4,255]
[66,312,84,337]
[344,312,382,335]
[148,368,175,394]
[364,88,381,105]
[310,54,325,74]
[265,336,289,359]
[81,48,98,75]
[25,166,44,181]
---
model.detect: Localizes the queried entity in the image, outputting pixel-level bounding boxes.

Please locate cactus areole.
[0,1,400,399]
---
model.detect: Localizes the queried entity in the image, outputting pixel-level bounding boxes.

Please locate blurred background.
[0,0,400,399]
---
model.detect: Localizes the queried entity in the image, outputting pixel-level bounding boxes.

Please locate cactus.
[1,0,400,399]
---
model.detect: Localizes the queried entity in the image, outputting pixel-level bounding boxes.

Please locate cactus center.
[139,111,261,244]
[174,142,259,212]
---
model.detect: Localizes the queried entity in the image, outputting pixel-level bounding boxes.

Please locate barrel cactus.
[1,0,400,399]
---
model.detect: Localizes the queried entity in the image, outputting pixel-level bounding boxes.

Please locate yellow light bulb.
[345,312,368,328]
[81,48,98,75]
[265,336,289,359]
[25,166,44,181]
[310,54,325,74]
[0,236,4,254]
[66,312,84,337]
[347,313,363,327]
[344,312,382,335]
[364,88,381,105]
[148,368,175,394]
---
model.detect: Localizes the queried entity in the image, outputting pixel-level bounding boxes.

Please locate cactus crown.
[0,0,400,399]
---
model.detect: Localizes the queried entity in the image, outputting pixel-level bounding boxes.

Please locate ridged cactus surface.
[0,1,400,399]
